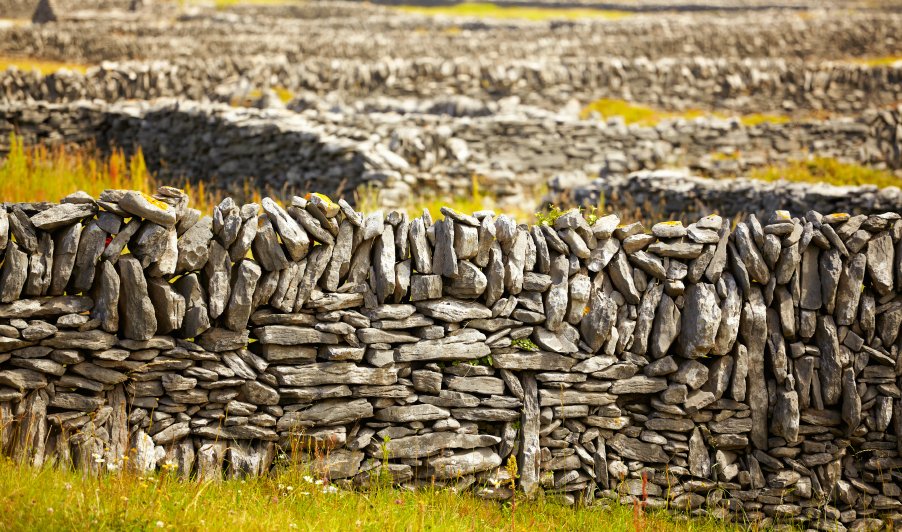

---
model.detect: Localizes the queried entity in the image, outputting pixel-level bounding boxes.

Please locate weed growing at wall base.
[0,457,747,531]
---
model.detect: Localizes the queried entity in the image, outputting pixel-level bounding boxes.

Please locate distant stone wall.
[0,100,402,200]
[549,168,902,222]
[1,99,900,211]
[1,9,898,64]
[2,55,901,115]
[1,189,902,530]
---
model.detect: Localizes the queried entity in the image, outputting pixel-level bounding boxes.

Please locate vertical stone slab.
[740,287,768,450]
[0,243,27,303]
[519,372,540,499]
[49,221,81,295]
[92,260,120,333]
[224,260,261,332]
[106,384,129,469]
[117,254,157,341]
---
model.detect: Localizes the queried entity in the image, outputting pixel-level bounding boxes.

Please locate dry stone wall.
[549,169,902,223]
[2,188,902,529]
[2,99,901,211]
[2,9,898,64]
[2,55,900,115]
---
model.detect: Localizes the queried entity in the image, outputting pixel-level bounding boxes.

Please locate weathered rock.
[224,260,261,332]
[680,283,721,358]
[30,203,95,231]
[261,198,309,261]
[117,255,156,341]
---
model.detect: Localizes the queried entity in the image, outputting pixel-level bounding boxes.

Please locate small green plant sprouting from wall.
[511,338,539,351]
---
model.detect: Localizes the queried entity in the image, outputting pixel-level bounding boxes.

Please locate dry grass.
[580,98,791,127]
[0,55,89,75]
[749,157,901,189]
[851,55,902,67]
[230,86,295,107]
[0,134,219,212]
[397,3,629,21]
[356,175,541,223]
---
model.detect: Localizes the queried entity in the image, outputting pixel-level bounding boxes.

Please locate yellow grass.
[580,98,790,127]
[0,55,88,75]
[230,87,295,107]
[397,3,629,21]
[0,134,219,212]
[851,55,902,67]
[356,174,539,223]
[750,157,901,189]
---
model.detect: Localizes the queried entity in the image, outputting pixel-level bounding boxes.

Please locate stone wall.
[549,168,902,222]
[2,55,901,114]
[2,99,900,211]
[2,8,898,64]
[2,188,902,529]
[0,100,408,200]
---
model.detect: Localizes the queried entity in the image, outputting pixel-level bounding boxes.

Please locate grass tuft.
[580,98,791,127]
[749,157,901,189]
[397,2,629,21]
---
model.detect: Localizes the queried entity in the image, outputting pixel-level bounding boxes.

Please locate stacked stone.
[2,100,901,218]
[2,190,902,529]
[552,169,902,224]
[2,5,899,66]
[2,55,902,115]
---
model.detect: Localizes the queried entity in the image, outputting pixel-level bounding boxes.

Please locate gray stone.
[30,203,94,231]
[680,283,721,358]
[261,198,309,261]
[0,244,28,304]
[608,251,640,304]
[117,255,156,341]
[650,293,681,359]
[118,191,176,227]
[866,232,894,296]
[224,260,261,332]
[836,253,866,326]
[176,216,212,273]
[432,219,458,278]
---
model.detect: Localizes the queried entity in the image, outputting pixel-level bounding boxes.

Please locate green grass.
[0,456,747,531]
[396,2,629,21]
[749,157,901,189]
